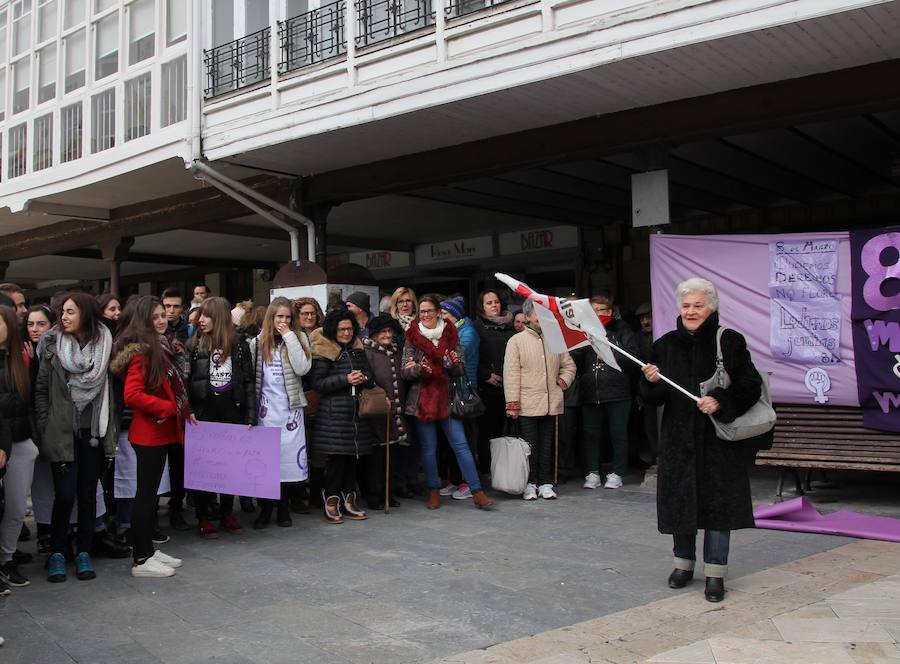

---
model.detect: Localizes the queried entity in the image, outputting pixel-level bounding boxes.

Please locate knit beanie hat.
[440,296,465,321]
[345,291,371,315]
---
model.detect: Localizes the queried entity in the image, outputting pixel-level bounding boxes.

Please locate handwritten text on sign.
[769,239,841,364]
[184,422,281,500]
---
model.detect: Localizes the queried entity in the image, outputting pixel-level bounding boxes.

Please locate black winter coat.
[473,316,514,383]
[640,312,761,534]
[188,336,256,426]
[574,320,640,405]
[0,350,32,443]
[309,330,375,457]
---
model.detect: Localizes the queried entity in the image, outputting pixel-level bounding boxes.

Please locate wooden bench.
[755,404,900,497]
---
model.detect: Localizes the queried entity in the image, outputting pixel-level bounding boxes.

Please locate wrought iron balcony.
[444,0,512,19]
[355,0,435,48]
[204,28,272,98]
[279,2,348,74]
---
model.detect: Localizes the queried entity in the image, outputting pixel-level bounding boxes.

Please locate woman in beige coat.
[503,300,576,500]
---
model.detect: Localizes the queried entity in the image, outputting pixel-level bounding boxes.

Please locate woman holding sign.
[248,297,312,529]
[189,297,256,539]
[112,296,192,578]
[640,278,762,603]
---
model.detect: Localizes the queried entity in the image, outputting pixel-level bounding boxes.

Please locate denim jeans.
[50,430,104,555]
[417,418,481,492]
[672,530,731,578]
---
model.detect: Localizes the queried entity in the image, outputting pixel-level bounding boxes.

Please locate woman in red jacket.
[112,296,193,578]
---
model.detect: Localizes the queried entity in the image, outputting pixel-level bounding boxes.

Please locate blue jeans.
[673,530,731,578]
[417,418,481,492]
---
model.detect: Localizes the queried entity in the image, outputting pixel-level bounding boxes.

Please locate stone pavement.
[0,469,897,664]
[433,539,900,664]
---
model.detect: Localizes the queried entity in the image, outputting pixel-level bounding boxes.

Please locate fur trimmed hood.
[310,329,364,361]
[110,342,148,376]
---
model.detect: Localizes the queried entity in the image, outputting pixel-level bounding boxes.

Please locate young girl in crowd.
[248,297,312,528]
[35,292,117,582]
[112,296,191,577]
[403,295,493,511]
[310,308,375,523]
[0,306,38,588]
[188,296,255,538]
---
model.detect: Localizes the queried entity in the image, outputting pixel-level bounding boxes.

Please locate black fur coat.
[640,312,761,534]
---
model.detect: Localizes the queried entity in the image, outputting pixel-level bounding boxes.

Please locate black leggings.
[518,416,555,486]
[324,455,359,497]
[195,392,243,520]
[50,430,104,555]
[133,443,177,562]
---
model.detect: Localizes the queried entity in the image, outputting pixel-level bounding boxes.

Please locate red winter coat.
[123,354,186,446]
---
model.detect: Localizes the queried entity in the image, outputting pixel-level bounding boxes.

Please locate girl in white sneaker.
[111,296,193,578]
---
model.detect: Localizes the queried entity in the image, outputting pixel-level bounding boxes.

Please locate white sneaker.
[131,557,175,578]
[439,483,458,496]
[583,472,603,489]
[152,550,183,569]
[604,473,623,489]
[451,483,472,500]
[538,484,557,500]
[522,483,538,501]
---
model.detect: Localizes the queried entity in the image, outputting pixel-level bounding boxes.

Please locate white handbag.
[699,327,776,442]
[489,431,531,495]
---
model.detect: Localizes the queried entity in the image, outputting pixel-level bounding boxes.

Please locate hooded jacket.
[503,327,576,417]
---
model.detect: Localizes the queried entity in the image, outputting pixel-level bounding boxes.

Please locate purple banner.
[850,229,900,432]
[650,233,858,406]
[755,497,900,543]
[184,422,281,500]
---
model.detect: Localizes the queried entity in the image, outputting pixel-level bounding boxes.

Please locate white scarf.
[418,318,445,346]
[56,326,112,445]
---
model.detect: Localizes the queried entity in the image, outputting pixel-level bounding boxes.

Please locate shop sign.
[499,226,578,255]
[347,250,410,270]
[414,236,493,265]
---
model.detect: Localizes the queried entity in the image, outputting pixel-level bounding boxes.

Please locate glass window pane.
[38,0,57,42]
[94,11,118,79]
[12,3,32,56]
[245,0,268,34]
[65,27,85,91]
[129,0,154,64]
[61,100,82,161]
[0,11,8,66]
[13,56,30,114]
[0,68,6,122]
[124,72,150,140]
[38,43,56,103]
[34,112,52,170]
[94,0,115,12]
[160,54,184,126]
[211,0,233,48]
[90,86,115,152]
[287,0,307,19]
[64,0,86,29]
[165,0,185,45]
[9,122,27,177]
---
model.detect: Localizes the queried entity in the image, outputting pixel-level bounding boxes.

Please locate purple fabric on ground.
[754,496,900,543]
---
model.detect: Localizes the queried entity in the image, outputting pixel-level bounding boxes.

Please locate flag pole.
[586,333,700,404]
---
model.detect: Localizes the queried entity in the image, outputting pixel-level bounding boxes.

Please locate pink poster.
[649,233,859,406]
[184,422,281,500]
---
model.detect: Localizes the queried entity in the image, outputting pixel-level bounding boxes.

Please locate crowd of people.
[0,273,767,646]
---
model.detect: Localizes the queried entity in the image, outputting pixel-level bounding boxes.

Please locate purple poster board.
[649,232,859,406]
[184,422,281,500]
[849,229,900,431]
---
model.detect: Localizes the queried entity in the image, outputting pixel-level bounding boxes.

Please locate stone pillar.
[97,236,134,297]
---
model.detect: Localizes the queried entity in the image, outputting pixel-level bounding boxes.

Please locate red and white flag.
[494,273,621,371]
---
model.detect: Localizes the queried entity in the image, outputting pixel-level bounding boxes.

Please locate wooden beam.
[303,59,900,204]
[57,248,280,270]
[0,175,292,261]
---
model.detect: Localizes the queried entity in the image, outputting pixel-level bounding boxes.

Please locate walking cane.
[554,414,559,485]
[384,406,391,514]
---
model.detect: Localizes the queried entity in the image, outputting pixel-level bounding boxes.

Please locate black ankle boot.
[667,568,694,589]
[276,500,292,527]
[705,577,725,602]
[253,504,273,530]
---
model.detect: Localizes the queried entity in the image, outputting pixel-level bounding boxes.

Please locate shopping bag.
[490,430,531,495]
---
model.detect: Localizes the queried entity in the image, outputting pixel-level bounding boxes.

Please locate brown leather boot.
[472,490,495,510]
[426,489,441,510]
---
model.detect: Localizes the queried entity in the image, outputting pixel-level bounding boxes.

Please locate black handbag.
[450,377,486,419]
